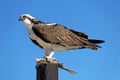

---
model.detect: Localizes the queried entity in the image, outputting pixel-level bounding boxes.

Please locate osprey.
[19,14,104,58]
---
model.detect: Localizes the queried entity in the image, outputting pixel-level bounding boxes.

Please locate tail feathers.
[96,45,102,48]
[86,44,101,50]
[88,39,105,44]
[87,39,105,50]
[86,43,99,50]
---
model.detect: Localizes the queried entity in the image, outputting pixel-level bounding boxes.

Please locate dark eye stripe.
[22,15,26,18]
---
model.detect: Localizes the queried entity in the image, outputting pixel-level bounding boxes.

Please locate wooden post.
[35,57,76,80]
[36,58,58,80]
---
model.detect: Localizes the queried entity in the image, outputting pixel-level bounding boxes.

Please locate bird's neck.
[22,18,34,31]
[24,23,33,31]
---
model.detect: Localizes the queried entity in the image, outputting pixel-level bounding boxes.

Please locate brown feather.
[32,23,99,50]
[32,24,88,46]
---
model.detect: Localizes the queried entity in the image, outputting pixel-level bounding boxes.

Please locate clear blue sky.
[0,0,120,80]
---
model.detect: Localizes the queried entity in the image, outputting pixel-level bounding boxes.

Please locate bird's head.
[19,14,35,25]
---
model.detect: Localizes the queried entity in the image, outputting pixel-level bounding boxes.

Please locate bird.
[19,14,104,59]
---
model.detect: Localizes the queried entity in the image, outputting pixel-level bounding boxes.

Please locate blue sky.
[0,0,120,80]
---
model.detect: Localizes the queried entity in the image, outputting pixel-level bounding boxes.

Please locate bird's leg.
[44,49,50,57]
[44,49,56,61]
[47,50,56,61]
[44,49,52,58]
[48,51,55,58]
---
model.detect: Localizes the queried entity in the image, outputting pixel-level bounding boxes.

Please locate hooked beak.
[19,16,23,21]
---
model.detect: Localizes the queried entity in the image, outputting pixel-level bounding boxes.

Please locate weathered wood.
[36,58,58,80]
[36,57,76,80]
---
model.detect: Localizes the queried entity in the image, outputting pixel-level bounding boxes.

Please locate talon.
[36,58,41,63]
[44,56,56,61]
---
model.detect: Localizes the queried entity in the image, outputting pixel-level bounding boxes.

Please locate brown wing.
[32,23,89,47]
[69,29,88,39]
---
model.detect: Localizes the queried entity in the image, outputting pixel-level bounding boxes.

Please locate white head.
[19,14,35,25]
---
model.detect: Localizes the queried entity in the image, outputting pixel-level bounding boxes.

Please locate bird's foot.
[35,56,56,63]
[35,58,42,63]
[44,56,56,61]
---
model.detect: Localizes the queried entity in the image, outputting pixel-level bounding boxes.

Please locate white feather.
[21,14,35,19]
[46,23,57,26]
